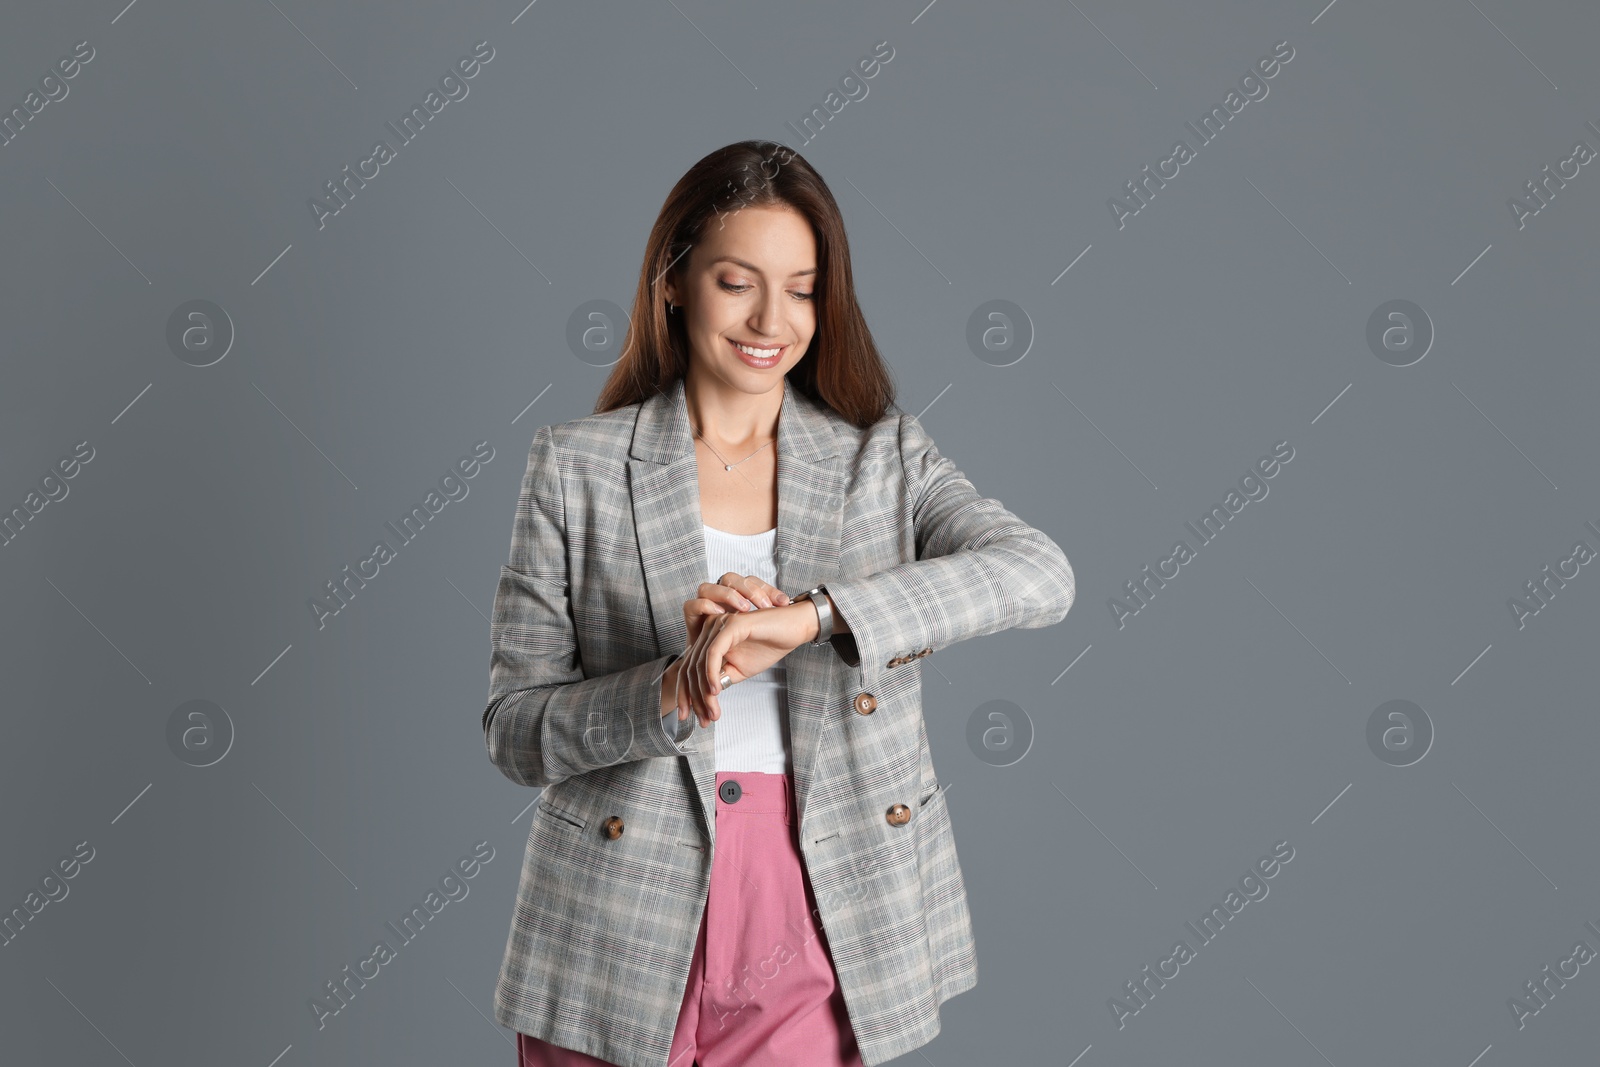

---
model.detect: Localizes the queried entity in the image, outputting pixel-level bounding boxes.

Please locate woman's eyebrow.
[710,256,817,278]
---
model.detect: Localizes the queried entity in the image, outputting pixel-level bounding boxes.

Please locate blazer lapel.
[628,375,844,842]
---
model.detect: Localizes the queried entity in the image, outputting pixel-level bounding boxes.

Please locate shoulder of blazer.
[534,404,640,484]
[550,404,639,444]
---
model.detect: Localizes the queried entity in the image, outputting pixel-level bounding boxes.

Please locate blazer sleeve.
[482,423,707,790]
[819,412,1076,694]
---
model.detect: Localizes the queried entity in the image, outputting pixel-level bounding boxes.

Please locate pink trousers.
[517,771,864,1067]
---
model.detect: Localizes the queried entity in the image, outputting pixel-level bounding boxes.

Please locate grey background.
[2,0,1597,1064]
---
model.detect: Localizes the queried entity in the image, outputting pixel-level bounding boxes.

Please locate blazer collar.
[627,374,846,840]
[629,374,836,465]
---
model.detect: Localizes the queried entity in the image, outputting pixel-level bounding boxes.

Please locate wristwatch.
[795,584,835,646]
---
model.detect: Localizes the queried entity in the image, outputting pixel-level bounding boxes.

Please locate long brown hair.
[593,140,896,429]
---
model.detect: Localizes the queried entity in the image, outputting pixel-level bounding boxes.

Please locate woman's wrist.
[798,600,822,644]
[789,594,849,645]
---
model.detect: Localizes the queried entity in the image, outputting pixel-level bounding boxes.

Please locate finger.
[718,572,776,609]
[698,582,749,609]
[684,599,729,647]
[687,621,718,726]
[681,643,705,726]
[716,587,759,612]
[682,629,704,726]
[753,579,790,606]
[707,622,737,720]
[706,614,734,720]
[696,615,728,721]
[701,581,758,613]
[675,648,698,724]
[687,598,734,626]
[673,659,689,723]
[682,646,702,727]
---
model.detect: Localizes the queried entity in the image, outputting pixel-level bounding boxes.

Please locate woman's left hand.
[678,600,816,726]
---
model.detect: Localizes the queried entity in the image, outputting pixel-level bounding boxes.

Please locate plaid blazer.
[483,375,1075,1066]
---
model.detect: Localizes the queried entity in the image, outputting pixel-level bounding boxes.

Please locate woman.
[483,141,1076,1067]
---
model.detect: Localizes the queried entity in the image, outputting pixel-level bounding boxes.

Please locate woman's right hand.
[684,575,787,646]
[670,574,790,727]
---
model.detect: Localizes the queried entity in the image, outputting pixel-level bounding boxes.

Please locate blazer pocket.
[537,796,588,831]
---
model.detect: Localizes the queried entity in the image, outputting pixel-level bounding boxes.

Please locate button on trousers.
[516,771,865,1067]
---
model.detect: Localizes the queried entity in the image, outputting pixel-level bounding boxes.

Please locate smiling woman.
[485,140,1076,1067]
[662,207,818,398]
[598,140,894,430]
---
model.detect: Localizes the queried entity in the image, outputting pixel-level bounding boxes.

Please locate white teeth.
[734,342,782,358]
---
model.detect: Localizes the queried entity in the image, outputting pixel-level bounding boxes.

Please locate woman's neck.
[683,373,782,450]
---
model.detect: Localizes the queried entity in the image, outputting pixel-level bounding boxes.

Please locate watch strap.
[799,584,834,645]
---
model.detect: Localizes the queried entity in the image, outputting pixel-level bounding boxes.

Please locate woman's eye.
[717,281,814,301]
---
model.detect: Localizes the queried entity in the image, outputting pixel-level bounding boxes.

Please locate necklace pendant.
[725,464,734,471]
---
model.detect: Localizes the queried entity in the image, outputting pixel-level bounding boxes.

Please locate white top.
[700,524,792,774]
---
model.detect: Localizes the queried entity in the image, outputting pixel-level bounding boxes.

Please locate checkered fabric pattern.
[483,375,1075,1066]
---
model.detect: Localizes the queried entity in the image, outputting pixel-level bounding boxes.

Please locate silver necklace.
[694,426,773,472]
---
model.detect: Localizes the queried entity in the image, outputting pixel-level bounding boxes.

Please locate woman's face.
[666,203,817,393]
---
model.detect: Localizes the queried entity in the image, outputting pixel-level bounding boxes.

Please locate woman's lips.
[729,339,785,368]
